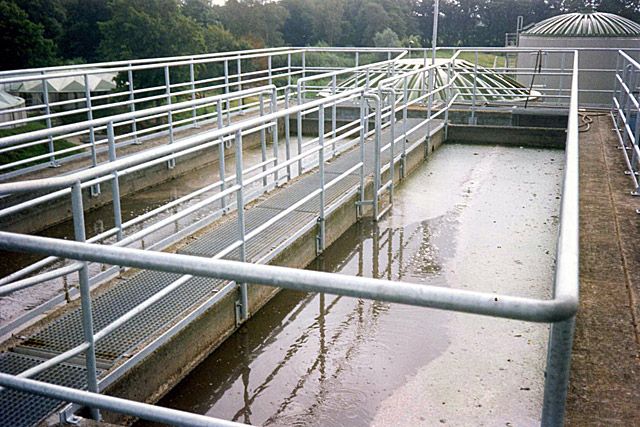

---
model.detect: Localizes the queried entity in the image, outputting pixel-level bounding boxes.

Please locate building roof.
[523,12,640,37]
[0,90,24,109]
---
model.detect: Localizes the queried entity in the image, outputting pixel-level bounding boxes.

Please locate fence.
[0,49,580,427]
[612,50,640,198]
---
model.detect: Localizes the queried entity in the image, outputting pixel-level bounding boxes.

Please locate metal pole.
[470,51,479,125]
[432,0,439,67]
[84,73,100,197]
[297,85,303,174]
[268,55,272,86]
[271,87,279,185]
[301,51,306,101]
[358,94,366,218]
[237,58,243,114]
[127,66,139,144]
[224,60,231,125]
[107,122,123,243]
[317,105,326,253]
[331,75,337,157]
[216,99,226,212]
[259,94,267,188]
[71,181,101,421]
[41,76,57,167]
[189,60,199,128]
[287,53,292,88]
[284,87,292,180]
[373,97,381,219]
[355,52,360,88]
[234,130,248,323]
[541,317,575,427]
[164,66,175,169]
[402,75,408,178]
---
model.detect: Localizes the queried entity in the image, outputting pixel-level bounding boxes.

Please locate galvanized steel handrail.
[611,50,640,195]
[0,48,580,427]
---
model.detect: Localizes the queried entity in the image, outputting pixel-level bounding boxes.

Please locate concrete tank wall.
[516,38,640,107]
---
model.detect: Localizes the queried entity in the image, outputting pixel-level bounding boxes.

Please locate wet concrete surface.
[138,143,563,426]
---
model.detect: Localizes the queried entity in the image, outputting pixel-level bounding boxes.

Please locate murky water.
[138,143,563,426]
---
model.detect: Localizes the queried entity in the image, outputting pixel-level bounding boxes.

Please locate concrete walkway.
[566,113,640,425]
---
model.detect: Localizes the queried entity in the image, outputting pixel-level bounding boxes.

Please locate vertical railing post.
[271,87,279,185]
[358,93,366,218]
[558,52,566,106]
[259,94,268,188]
[444,62,452,141]
[234,130,248,323]
[402,75,408,178]
[216,99,226,212]
[373,96,382,219]
[331,75,337,157]
[41,74,57,167]
[84,73,100,197]
[284,86,292,180]
[236,57,243,114]
[287,53,292,88]
[268,55,272,86]
[296,81,304,174]
[427,67,434,151]
[317,104,326,254]
[389,89,396,202]
[71,181,101,421]
[224,60,231,125]
[189,60,199,128]
[127,66,139,144]
[470,51,479,125]
[301,51,306,101]
[107,122,123,243]
[541,317,575,427]
[164,66,175,169]
[355,51,360,88]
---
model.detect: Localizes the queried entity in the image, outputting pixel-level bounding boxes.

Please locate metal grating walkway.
[2,117,430,426]
[0,353,99,427]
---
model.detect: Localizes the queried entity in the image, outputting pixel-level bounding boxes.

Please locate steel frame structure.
[612,50,640,198]
[0,48,581,427]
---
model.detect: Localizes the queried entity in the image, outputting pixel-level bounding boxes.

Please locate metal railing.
[1,45,601,182]
[612,50,640,197]
[0,49,580,427]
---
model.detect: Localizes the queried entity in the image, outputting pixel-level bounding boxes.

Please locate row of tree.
[1,0,639,71]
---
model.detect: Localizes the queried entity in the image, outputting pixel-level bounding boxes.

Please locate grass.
[0,122,77,170]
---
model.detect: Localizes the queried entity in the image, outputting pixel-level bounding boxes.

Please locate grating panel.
[22,271,224,361]
[180,207,315,259]
[0,352,96,427]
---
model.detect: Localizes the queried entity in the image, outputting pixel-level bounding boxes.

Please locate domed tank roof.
[523,11,640,37]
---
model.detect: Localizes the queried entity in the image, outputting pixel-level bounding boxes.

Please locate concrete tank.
[516,12,640,107]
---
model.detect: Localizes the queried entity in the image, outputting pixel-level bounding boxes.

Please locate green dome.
[524,12,640,37]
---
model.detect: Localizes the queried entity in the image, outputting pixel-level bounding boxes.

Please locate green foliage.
[0,122,76,169]
[373,28,402,48]
[0,1,58,70]
[214,0,289,47]
[59,0,110,63]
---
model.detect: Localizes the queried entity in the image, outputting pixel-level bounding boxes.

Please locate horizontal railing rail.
[612,49,640,197]
[0,47,580,427]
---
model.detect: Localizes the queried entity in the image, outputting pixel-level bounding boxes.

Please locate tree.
[59,0,110,62]
[99,0,206,88]
[0,0,57,70]
[373,28,402,47]
[281,0,317,46]
[182,0,219,26]
[215,0,289,47]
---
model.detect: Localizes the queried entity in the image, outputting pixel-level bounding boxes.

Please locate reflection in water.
[139,217,453,427]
